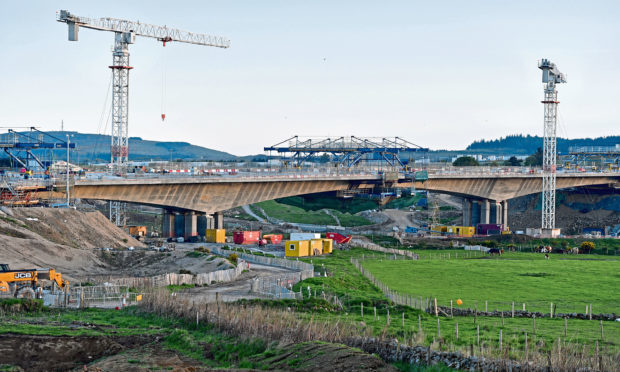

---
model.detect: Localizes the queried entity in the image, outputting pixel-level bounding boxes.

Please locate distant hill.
[466,134,620,155]
[25,132,238,162]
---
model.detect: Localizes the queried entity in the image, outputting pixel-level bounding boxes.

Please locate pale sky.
[1,1,618,156]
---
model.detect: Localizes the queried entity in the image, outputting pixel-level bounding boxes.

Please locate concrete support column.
[462,198,472,226]
[501,200,508,228]
[197,213,207,236]
[162,210,175,238]
[184,211,198,239]
[481,199,490,225]
[471,200,481,226]
[205,215,215,230]
[214,211,224,230]
[491,202,502,224]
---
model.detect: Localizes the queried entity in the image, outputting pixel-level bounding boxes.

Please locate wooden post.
[485,300,488,313]
[361,302,364,318]
[434,297,438,317]
[522,303,526,311]
[450,299,453,317]
[524,332,528,360]
[499,329,502,352]
[387,308,390,325]
[402,312,405,328]
[589,304,592,320]
[418,314,421,333]
[512,301,515,318]
[550,302,553,318]
[586,304,588,315]
[436,317,440,338]
[532,315,536,334]
[564,317,567,337]
[476,324,479,345]
[474,303,478,324]
[455,322,459,340]
[595,340,599,370]
[196,310,199,326]
[501,310,504,326]
[600,319,604,340]
[374,306,377,321]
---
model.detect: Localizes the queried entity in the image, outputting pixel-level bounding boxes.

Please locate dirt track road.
[179,262,296,302]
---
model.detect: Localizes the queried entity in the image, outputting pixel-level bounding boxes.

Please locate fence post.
[589,304,593,320]
[485,300,488,313]
[455,322,459,340]
[476,324,479,345]
[600,320,604,340]
[402,312,405,328]
[564,317,567,337]
[499,329,502,352]
[436,317,440,338]
[450,300,453,317]
[418,314,421,333]
[361,302,364,318]
[512,301,515,318]
[524,332,528,360]
[523,303,526,311]
[434,298,438,317]
[550,302,553,318]
[501,310,504,326]
[532,315,536,334]
[374,306,377,321]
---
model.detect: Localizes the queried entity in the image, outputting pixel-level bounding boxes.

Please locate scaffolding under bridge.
[264,136,428,169]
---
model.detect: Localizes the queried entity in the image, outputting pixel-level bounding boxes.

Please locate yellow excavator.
[0,264,69,298]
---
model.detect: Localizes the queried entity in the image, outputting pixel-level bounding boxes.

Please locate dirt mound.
[11,208,143,249]
[253,341,398,371]
[0,334,155,371]
[0,208,144,279]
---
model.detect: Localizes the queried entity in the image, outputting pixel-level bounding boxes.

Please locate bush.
[480,240,498,248]
[195,246,210,253]
[228,253,238,265]
[580,241,595,253]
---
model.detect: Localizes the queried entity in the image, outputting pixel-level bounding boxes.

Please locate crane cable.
[161,44,167,121]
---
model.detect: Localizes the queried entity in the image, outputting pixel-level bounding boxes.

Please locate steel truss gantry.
[538,59,566,231]
[264,136,428,169]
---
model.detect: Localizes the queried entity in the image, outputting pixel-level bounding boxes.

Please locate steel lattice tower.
[538,59,566,232]
[109,32,133,226]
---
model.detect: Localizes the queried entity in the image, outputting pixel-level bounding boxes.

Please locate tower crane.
[57,10,230,226]
[538,59,566,236]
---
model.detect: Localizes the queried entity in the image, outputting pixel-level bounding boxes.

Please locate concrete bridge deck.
[51,170,619,215]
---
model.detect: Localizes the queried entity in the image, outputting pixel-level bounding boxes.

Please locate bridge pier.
[462,198,472,226]
[471,200,480,226]
[491,202,502,224]
[214,211,224,229]
[481,199,490,225]
[162,211,175,238]
[184,211,198,239]
[502,200,508,228]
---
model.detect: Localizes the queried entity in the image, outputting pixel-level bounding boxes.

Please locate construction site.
[1,4,619,372]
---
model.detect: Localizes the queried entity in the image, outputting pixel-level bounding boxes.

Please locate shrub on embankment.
[0,298,43,314]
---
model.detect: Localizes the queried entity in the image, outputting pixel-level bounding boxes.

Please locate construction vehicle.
[0,264,68,298]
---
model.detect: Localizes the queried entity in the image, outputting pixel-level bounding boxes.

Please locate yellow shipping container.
[321,238,333,254]
[310,239,323,256]
[285,240,310,257]
[206,229,226,243]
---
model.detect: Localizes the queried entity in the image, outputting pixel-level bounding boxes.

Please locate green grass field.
[291,247,620,356]
[361,252,620,314]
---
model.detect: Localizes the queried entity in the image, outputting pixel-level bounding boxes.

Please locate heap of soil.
[251,341,398,371]
[0,334,155,371]
[0,208,143,279]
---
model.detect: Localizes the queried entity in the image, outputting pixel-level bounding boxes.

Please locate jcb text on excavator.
[0,263,69,298]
